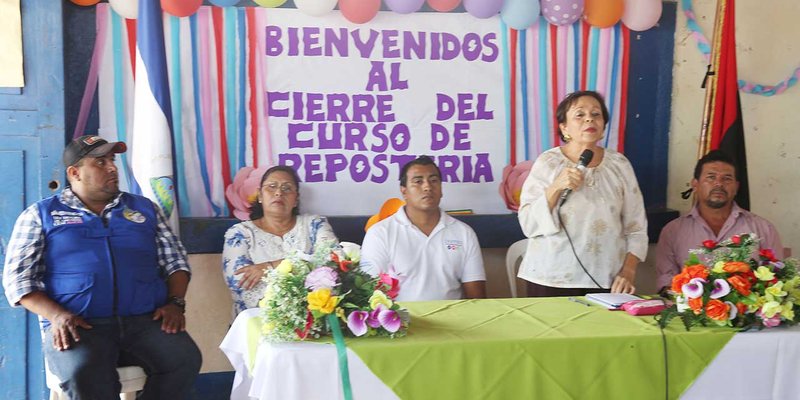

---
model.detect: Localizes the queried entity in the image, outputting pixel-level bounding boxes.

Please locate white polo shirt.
[360,207,486,301]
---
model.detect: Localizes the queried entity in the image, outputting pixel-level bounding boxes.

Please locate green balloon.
[253,0,288,7]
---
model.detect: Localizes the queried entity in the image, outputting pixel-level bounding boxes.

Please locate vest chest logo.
[51,210,83,226]
[123,208,146,223]
[444,239,463,251]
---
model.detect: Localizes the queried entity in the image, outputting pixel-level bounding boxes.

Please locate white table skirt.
[221,309,800,400]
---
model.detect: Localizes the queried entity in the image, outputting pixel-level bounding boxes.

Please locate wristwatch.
[168,296,186,312]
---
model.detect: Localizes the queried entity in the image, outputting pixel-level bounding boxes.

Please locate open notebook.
[585,293,641,309]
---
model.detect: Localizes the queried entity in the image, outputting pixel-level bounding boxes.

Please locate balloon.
[109,0,138,19]
[209,0,240,6]
[541,0,583,26]
[500,0,540,30]
[427,0,460,12]
[161,0,202,17]
[386,0,425,14]
[339,0,380,24]
[253,0,288,7]
[295,0,338,16]
[70,0,101,6]
[621,0,662,31]
[584,0,624,28]
[463,0,503,19]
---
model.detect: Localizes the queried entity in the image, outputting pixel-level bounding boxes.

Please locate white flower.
[340,242,361,263]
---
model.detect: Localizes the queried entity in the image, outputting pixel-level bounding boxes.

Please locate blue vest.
[38,193,167,320]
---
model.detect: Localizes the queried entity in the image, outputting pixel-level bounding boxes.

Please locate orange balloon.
[584,0,624,28]
[70,0,101,6]
[161,0,202,17]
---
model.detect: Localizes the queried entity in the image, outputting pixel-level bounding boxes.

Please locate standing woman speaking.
[517,91,648,297]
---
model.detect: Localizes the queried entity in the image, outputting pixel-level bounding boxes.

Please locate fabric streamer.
[327,314,354,400]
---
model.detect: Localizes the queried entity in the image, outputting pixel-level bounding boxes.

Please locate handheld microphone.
[558,149,594,208]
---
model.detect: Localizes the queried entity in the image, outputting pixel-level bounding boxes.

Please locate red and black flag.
[702,0,749,209]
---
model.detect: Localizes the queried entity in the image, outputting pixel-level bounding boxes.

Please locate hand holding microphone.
[557,149,594,208]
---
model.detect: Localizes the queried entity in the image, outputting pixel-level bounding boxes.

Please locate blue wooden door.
[0,1,65,398]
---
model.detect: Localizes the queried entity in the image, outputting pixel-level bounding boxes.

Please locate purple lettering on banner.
[376,95,395,122]
[325,153,348,182]
[352,95,376,122]
[476,93,494,120]
[430,32,441,61]
[366,61,388,92]
[305,154,323,182]
[430,124,450,151]
[325,28,349,57]
[389,124,410,151]
[327,94,350,122]
[462,155,473,182]
[265,26,283,56]
[403,31,425,60]
[441,33,460,60]
[344,123,367,151]
[382,30,400,58]
[389,63,408,90]
[473,153,494,182]
[288,27,299,57]
[317,123,342,150]
[266,91,289,118]
[288,123,314,148]
[304,27,322,56]
[462,33,481,61]
[453,123,471,150]
[370,123,389,152]
[350,154,370,182]
[292,92,305,120]
[351,29,379,59]
[390,155,417,176]
[437,155,460,182]
[277,153,302,177]
[436,93,455,121]
[371,154,389,183]
[482,33,499,63]
[457,93,476,120]
[306,93,325,121]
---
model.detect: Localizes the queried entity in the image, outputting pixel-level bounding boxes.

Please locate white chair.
[46,362,147,400]
[505,239,529,298]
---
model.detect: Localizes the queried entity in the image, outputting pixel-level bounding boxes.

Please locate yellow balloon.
[253,0,288,7]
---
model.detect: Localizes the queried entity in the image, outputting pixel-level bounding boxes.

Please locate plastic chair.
[505,239,528,298]
[46,362,147,400]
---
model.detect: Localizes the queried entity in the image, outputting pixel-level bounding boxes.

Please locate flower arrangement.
[658,234,800,330]
[258,241,409,341]
[498,161,533,212]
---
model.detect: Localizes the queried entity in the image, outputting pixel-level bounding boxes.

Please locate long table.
[220,298,800,400]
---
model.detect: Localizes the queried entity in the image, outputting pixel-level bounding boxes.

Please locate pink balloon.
[339,0,380,24]
[463,0,503,19]
[621,0,662,31]
[427,0,461,12]
[161,0,202,17]
[541,0,583,26]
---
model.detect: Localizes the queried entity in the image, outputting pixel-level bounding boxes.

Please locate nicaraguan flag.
[131,0,180,230]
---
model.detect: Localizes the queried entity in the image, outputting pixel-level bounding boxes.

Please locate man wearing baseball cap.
[2,135,201,399]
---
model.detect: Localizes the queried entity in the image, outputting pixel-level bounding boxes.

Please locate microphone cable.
[557,205,603,289]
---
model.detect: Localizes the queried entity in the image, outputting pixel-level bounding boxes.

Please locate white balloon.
[109,0,139,19]
[294,0,338,16]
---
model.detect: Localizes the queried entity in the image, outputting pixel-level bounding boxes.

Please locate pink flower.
[758,311,782,328]
[347,311,369,337]
[681,278,707,299]
[377,273,400,299]
[304,267,339,291]
[710,279,731,299]
[498,161,533,212]
[378,308,402,333]
[225,166,270,220]
[367,304,384,328]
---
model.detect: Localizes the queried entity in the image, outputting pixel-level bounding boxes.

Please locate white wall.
[669,0,800,253]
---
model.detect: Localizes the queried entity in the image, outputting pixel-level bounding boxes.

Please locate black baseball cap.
[63,135,127,167]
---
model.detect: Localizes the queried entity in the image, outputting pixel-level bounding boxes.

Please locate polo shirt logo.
[123,208,146,223]
[51,210,83,226]
[444,240,462,251]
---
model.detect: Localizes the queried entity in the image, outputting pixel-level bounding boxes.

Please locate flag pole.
[696,0,727,159]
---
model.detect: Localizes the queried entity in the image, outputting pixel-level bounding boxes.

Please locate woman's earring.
[563,134,572,141]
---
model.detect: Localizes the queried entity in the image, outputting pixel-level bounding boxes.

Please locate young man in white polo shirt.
[361,156,487,301]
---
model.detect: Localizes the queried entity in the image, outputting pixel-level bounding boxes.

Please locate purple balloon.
[541,0,584,26]
[385,0,426,14]
[464,0,503,19]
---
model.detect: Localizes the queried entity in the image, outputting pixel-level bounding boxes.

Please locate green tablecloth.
[251,297,735,400]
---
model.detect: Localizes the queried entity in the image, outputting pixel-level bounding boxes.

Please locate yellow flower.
[369,290,392,310]
[761,301,782,318]
[276,259,293,275]
[765,281,787,301]
[307,288,339,314]
[754,266,776,281]
[781,302,795,320]
[262,321,276,335]
[711,261,726,274]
